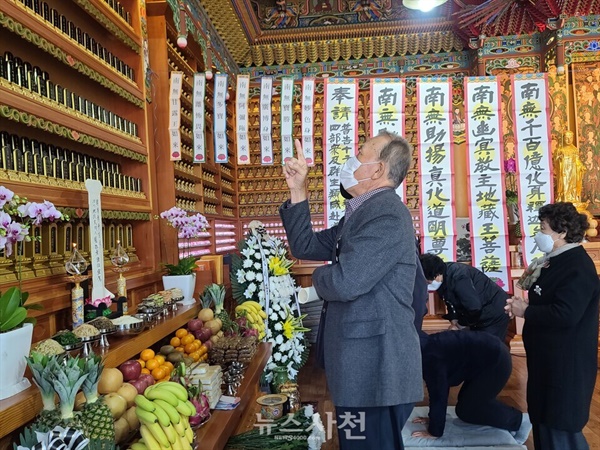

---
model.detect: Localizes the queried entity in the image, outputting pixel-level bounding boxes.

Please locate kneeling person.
[413,330,524,439]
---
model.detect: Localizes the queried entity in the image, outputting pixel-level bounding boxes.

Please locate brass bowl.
[256,394,287,420]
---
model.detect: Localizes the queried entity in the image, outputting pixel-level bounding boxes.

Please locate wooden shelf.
[202,179,219,190]
[176,189,203,201]
[167,44,195,77]
[0,303,201,439]
[196,343,271,450]
[0,83,147,157]
[220,185,235,194]
[2,0,144,101]
[1,175,151,212]
[174,168,203,183]
[83,0,141,50]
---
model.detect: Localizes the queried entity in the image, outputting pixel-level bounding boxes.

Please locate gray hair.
[377,131,413,188]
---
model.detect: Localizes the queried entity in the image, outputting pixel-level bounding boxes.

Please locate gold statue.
[554,130,586,203]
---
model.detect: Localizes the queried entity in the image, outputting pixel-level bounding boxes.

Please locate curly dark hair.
[538,202,589,243]
[419,253,446,281]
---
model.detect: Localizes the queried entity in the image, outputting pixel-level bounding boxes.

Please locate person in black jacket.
[419,253,510,341]
[505,202,599,450]
[412,330,524,439]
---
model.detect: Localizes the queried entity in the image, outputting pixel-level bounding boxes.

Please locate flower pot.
[163,274,196,305]
[0,323,33,400]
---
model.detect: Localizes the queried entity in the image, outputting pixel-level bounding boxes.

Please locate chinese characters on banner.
[281,77,294,163]
[323,78,358,228]
[511,73,553,265]
[301,78,316,166]
[192,73,206,163]
[260,77,274,165]
[168,72,183,161]
[417,79,456,261]
[236,74,250,164]
[464,77,511,291]
[213,73,228,163]
[85,180,111,303]
[370,79,406,200]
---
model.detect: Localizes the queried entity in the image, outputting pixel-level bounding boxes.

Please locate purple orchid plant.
[0,186,65,257]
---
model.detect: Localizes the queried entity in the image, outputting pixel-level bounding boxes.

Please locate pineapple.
[206,283,227,321]
[50,356,88,429]
[26,353,58,412]
[26,353,61,431]
[78,355,116,447]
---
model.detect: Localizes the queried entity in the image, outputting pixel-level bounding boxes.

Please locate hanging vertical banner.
[417,79,456,261]
[370,79,406,200]
[260,77,274,165]
[168,72,183,161]
[281,77,295,163]
[301,77,316,166]
[465,76,510,291]
[192,73,206,163]
[512,73,553,265]
[236,74,250,164]
[323,78,358,228]
[213,73,228,163]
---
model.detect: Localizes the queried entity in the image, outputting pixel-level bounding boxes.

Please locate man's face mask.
[339,156,380,191]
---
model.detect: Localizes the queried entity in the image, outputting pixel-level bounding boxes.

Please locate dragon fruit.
[189,392,210,427]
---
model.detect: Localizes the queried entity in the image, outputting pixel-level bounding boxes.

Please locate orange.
[193,339,201,347]
[189,351,200,362]
[137,359,146,369]
[175,328,188,339]
[170,337,181,347]
[154,354,166,365]
[140,349,155,361]
[163,361,174,372]
[175,346,185,353]
[141,368,150,375]
[152,367,167,380]
[181,334,194,345]
[184,343,196,354]
[145,358,160,371]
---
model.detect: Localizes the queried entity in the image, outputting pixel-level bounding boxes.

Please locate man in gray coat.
[280,133,423,449]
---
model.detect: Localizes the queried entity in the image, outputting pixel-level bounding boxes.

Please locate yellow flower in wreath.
[269,256,290,276]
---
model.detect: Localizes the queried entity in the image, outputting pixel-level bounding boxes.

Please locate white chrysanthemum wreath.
[231,221,309,382]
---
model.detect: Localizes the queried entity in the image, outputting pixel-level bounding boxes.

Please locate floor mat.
[403,406,531,450]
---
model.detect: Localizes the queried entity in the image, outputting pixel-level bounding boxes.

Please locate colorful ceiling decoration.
[454,0,600,42]
[197,0,600,67]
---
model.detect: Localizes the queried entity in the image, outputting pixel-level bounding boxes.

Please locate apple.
[187,318,203,332]
[118,360,142,382]
[129,378,148,395]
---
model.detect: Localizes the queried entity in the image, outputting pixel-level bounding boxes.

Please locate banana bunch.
[235,301,267,339]
[131,382,196,450]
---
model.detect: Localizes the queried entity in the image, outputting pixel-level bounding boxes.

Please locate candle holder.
[65,243,89,328]
[111,241,130,314]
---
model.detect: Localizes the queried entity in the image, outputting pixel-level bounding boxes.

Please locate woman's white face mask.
[428,280,442,291]
[534,231,557,254]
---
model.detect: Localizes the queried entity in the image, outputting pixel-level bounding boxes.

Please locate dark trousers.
[476,312,510,342]
[532,423,589,450]
[456,343,522,431]
[335,403,413,450]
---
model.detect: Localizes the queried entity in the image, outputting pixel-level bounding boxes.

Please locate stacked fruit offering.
[234,301,267,340]
[168,327,209,363]
[137,349,175,383]
[131,381,196,450]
